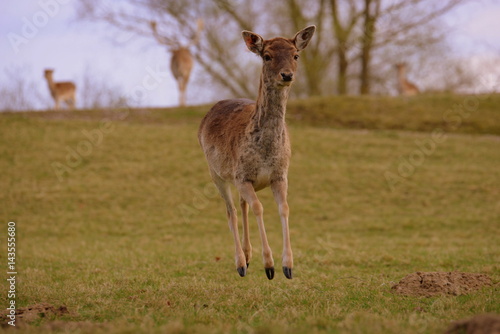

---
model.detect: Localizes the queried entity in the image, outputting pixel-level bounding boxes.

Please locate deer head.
[242,26,315,88]
[44,69,54,78]
[395,63,407,70]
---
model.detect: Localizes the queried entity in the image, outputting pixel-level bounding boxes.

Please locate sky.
[1,0,500,110]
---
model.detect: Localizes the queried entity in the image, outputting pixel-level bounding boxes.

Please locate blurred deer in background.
[44,69,76,110]
[150,19,203,107]
[395,63,419,96]
[198,26,316,280]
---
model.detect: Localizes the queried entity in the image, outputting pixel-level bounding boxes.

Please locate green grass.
[0,94,499,333]
[287,94,500,135]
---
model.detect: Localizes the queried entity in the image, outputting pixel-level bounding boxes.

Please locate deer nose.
[281,72,293,82]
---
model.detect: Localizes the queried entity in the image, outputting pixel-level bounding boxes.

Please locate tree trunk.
[286,0,330,96]
[359,0,378,95]
[337,42,348,95]
[330,0,360,95]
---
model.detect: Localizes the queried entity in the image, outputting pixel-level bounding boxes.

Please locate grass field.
[0,94,499,333]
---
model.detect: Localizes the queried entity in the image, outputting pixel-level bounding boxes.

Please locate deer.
[43,69,76,110]
[395,63,419,96]
[150,19,203,107]
[198,25,316,280]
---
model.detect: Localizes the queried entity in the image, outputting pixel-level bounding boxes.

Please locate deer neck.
[253,75,290,130]
[397,68,406,83]
[45,75,56,94]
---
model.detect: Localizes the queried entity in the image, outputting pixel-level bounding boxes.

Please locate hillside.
[0,94,498,333]
[4,94,499,135]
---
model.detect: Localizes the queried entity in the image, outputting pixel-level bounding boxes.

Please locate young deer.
[150,19,203,107]
[395,63,419,96]
[198,26,315,280]
[44,69,76,110]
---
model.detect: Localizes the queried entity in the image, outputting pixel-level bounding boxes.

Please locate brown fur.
[171,48,194,107]
[198,26,315,279]
[44,69,76,110]
[396,63,419,96]
[150,20,203,107]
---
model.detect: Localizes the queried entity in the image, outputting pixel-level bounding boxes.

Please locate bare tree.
[329,0,363,95]
[76,0,471,99]
[0,65,49,111]
[359,0,381,95]
[283,0,334,96]
[76,0,261,100]
[79,65,128,109]
[367,0,469,94]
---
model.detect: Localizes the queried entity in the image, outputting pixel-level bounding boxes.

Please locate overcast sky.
[1,0,500,109]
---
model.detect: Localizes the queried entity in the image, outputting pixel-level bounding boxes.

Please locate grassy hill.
[0,94,498,333]
[288,94,500,135]
[10,93,500,134]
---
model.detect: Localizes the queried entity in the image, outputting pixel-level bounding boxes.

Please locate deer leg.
[271,180,293,279]
[213,176,246,277]
[178,79,186,107]
[240,196,252,268]
[54,99,60,111]
[179,88,186,107]
[237,182,274,280]
[69,96,76,110]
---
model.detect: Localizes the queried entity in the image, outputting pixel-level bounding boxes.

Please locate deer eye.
[263,54,272,61]
[294,54,300,60]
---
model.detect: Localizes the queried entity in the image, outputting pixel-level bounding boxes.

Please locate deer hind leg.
[240,196,252,268]
[237,182,274,280]
[65,98,74,110]
[271,180,293,279]
[68,95,76,110]
[212,174,247,277]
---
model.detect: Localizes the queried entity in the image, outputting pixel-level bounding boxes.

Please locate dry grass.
[0,94,499,333]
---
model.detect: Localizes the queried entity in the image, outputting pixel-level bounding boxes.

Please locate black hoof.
[265,267,275,280]
[283,267,293,279]
[237,266,247,277]
[246,263,250,268]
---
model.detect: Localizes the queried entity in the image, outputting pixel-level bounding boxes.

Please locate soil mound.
[445,314,500,334]
[391,272,492,297]
[1,303,69,327]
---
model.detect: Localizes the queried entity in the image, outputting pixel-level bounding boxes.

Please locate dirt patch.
[445,314,500,334]
[391,272,492,297]
[41,320,104,332]
[0,303,70,327]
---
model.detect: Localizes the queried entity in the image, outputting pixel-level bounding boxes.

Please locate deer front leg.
[225,204,247,277]
[177,78,187,107]
[68,96,76,110]
[237,182,274,280]
[271,180,293,279]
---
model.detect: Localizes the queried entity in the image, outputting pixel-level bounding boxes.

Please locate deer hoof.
[265,267,275,280]
[283,267,293,279]
[246,263,250,268]
[237,266,247,277]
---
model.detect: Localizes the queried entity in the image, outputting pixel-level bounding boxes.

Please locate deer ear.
[293,25,316,51]
[242,31,264,55]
